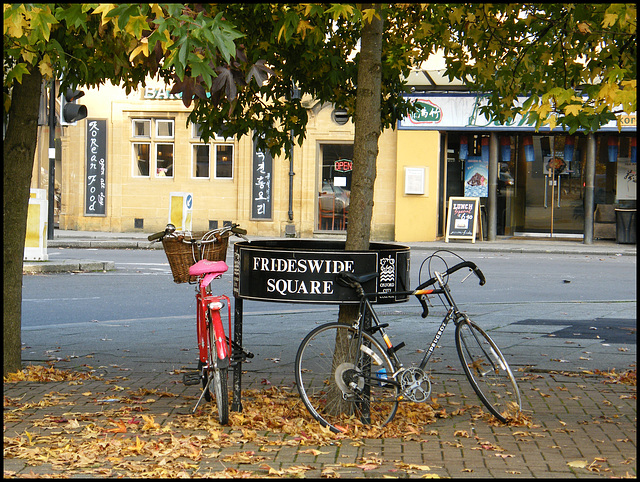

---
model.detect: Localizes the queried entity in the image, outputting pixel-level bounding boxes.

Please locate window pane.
[133,120,150,137]
[157,120,174,138]
[215,145,233,178]
[193,144,210,178]
[156,144,174,177]
[319,144,352,231]
[133,143,150,176]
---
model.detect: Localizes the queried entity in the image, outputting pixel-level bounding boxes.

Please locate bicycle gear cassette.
[399,367,431,402]
[335,362,364,394]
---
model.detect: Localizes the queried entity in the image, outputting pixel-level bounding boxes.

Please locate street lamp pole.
[47,79,56,240]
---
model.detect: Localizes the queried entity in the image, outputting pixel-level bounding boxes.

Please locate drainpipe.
[488,133,498,241]
[583,133,596,244]
[288,83,300,223]
[288,139,294,221]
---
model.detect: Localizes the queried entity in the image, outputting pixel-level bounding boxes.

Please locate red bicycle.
[148,223,251,423]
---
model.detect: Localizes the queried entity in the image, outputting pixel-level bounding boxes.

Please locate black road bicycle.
[295,250,522,433]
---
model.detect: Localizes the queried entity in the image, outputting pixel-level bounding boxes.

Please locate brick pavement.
[4,364,636,478]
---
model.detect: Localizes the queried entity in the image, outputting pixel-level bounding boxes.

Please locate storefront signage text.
[251,136,272,219]
[334,159,353,172]
[142,86,182,100]
[85,119,107,216]
[407,99,442,124]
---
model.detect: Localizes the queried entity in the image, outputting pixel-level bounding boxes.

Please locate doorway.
[517,135,584,236]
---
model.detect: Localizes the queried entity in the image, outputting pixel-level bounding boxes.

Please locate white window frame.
[155,142,174,178]
[132,119,151,138]
[132,142,151,177]
[156,119,174,139]
[213,143,234,179]
[192,143,210,179]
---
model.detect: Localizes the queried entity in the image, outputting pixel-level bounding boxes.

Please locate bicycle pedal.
[182,372,201,386]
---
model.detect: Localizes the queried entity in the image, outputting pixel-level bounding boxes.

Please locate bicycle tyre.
[295,322,399,433]
[208,313,229,425]
[455,319,521,423]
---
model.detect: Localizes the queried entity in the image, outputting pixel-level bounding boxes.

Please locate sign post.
[445,197,480,243]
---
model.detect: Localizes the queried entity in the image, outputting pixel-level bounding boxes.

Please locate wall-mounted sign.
[85,119,107,216]
[404,166,427,195]
[334,159,353,172]
[142,86,182,100]
[406,99,443,125]
[251,135,273,219]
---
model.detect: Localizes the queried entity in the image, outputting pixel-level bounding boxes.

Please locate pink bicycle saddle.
[189,259,229,288]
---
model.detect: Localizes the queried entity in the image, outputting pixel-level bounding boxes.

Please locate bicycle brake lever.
[461,270,473,283]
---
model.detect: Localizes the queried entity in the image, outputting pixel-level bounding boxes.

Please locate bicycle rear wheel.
[455,319,521,422]
[295,323,399,433]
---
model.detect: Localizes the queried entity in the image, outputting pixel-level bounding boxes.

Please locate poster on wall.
[85,119,107,216]
[464,156,488,198]
[251,135,272,219]
[616,158,637,201]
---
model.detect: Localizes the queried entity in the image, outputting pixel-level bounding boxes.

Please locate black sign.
[445,197,479,242]
[251,136,272,219]
[85,119,107,216]
[233,240,410,304]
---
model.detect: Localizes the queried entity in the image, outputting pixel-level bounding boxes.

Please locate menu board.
[85,119,107,216]
[445,197,480,243]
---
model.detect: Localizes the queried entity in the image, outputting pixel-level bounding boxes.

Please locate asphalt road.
[21,248,636,377]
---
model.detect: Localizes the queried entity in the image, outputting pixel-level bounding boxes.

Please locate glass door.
[518,135,584,235]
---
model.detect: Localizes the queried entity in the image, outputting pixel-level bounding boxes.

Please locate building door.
[318,144,353,231]
[517,135,584,236]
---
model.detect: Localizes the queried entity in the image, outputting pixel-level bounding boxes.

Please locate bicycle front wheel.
[295,323,399,433]
[455,319,521,423]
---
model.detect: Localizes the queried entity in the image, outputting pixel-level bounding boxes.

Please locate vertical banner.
[85,119,107,216]
[251,135,272,219]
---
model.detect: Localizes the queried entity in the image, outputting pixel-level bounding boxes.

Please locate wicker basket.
[162,232,229,283]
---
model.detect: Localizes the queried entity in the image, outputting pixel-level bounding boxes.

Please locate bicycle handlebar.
[415,261,485,318]
[417,260,485,290]
[147,223,248,242]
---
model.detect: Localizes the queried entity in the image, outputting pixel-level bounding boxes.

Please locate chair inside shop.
[318,194,336,230]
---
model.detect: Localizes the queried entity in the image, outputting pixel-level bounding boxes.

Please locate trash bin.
[615,208,636,244]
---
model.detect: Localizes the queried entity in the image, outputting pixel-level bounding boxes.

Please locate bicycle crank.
[399,367,431,402]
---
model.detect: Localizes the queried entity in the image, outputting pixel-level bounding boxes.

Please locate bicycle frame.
[353,270,467,377]
[195,282,232,366]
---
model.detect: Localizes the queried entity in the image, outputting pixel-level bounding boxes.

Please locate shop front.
[400,94,637,240]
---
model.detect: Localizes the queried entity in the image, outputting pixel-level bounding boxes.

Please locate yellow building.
[32,78,635,243]
[33,79,440,242]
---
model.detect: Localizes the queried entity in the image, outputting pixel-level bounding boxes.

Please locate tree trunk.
[3,69,42,376]
[331,4,384,415]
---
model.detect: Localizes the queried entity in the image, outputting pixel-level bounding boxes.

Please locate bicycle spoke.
[295,323,398,433]
[456,320,521,422]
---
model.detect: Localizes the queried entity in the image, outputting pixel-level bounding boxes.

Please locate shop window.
[193,144,210,178]
[318,144,353,231]
[132,119,150,137]
[156,119,174,138]
[131,118,174,178]
[192,123,233,141]
[156,143,174,177]
[133,143,150,177]
[215,145,234,178]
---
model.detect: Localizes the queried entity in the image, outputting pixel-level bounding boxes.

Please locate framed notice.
[445,197,480,243]
[85,119,107,216]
